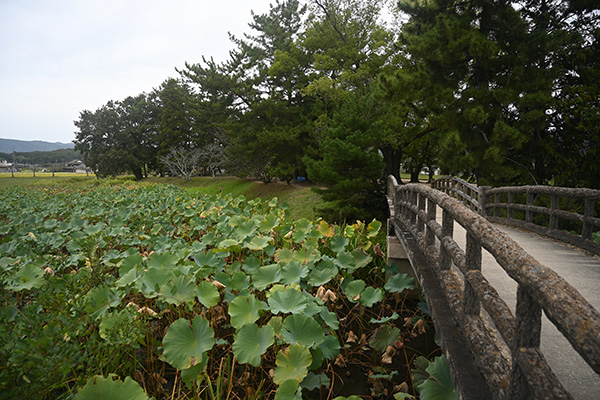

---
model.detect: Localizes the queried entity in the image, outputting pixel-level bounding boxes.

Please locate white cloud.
[0,0,273,143]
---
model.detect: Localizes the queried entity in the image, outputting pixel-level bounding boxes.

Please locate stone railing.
[432,176,482,213]
[482,185,600,256]
[387,176,600,400]
[432,177,600,256]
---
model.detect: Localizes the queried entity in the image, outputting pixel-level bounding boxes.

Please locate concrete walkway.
[462,223,600,399]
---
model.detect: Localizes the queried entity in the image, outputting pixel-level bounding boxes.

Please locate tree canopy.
[73,0,600,220]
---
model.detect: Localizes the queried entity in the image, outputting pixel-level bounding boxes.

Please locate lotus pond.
[0,182,446,399]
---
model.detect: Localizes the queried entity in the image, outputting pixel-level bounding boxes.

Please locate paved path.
[456,222,600,399]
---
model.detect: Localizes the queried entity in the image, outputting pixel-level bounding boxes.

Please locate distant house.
[0,161,15,173]
[66,160,88,173]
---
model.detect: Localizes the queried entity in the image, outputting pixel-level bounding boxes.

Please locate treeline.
[0,149,81,166]
[74,0,600,221]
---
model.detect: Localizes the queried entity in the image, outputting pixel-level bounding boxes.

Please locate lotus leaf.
[319,307,339,330]
[330,236,349,254]
[228,295,263,329]
[367,219,383,238]
[75,374,149,400]
[301,372,331,391]
[245,235,272,251]
[307,259,338,287]
[160,275,196,305]
[385,273,415,293]
[268,288,309,314]
[196,281,221,308]
[6,261,45,291]
[417,355,456,400]
[147,252,181,269]
[281,261,309,285]
[292,218,313,242]
[252,264,281,291]
[343,279,366,302]
[229,271,250,291]
[162,316,215,370]
[369,326,401,352]
[273,344,312,384]
[275,379,302,400]
[84,285,124,320]
[281,314,325,348]
[232,323,274,366]
[359,287,384,307]
[351,248,372,269]
[319,335,341,359]
[135,267,174,298]
[335,252,356,272]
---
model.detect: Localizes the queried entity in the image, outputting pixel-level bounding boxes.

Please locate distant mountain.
[0,138,74,153]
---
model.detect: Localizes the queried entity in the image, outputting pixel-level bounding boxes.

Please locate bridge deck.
[451,218,600,399]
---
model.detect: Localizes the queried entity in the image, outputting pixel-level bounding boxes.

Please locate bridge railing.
[432,176,482,213]
[432,177,600,256]
[388,176,600,400]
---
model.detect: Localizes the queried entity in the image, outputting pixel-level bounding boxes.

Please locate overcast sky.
[0,0,274,144]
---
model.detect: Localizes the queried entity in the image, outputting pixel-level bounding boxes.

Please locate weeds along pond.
[0,181,443,399]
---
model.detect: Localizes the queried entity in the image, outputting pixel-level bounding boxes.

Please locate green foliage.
[75,375,150,400]
[0,180,434,399]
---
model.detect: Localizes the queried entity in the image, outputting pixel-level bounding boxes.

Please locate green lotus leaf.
[281,314,325,348]
[292,246,320,265]
[147,252,181,269]
[351,248,372,270]
[228,295,263,329]
[6,261,45,291]
[252,264,281,291]
[75,374,149,400]
[385,273,415,293]
[369,326,401,352]
[162,316,215,370]
[417,355,456,400]
[281,261,309,285]
[370,312,400,324]
[180,353,209,383]
[273,344,312,385]
[135,267,174,298]
[196,281,220,308]
[319,307,339,330]
[330,236,349,254]
[309,346,325,370]
[335,252,356,272]
[275,379,301,400]
[319,335,341,359]
[160,275,196,305]
[301,372,331,391]
[343,279,365,302]
[275,248,294,264]
[367,220,383,238]
[268,316,284,335]
[235,219,259,241]
[119,253,143,276]
[230,271,250,291]
[84,286,124,320]
[292,218,313,243]
[232,323,275,366]
[245,235,273,251]
[268,288,309,314]
[218,238,241,251]
[260,213,280,233]
[307,259,338,287]
[359,287,384,308]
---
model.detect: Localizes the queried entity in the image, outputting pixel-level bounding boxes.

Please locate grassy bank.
[147,176,325,220]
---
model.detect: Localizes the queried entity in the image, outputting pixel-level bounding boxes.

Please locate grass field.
[0,174,325,220]
[147,176,325,220]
